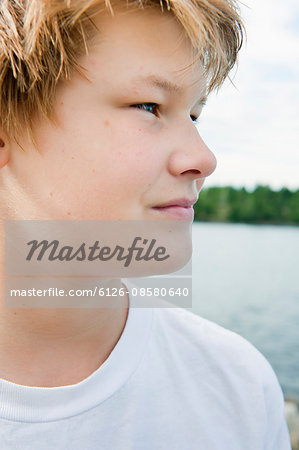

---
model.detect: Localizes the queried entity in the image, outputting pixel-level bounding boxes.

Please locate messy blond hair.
[0,0,244,140]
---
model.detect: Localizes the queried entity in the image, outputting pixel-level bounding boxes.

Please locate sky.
[200,0,299,191]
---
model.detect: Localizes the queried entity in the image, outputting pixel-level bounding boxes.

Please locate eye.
[190,115,199,123]
[131,103,199,123]
[131,103,159,117]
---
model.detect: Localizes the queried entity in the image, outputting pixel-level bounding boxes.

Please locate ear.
[0,137,10,168]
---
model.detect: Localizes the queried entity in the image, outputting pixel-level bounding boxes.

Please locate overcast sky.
[200,0,299,191]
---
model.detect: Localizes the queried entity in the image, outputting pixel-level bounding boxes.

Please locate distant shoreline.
[194,186,299,226]
[194,219,299,228]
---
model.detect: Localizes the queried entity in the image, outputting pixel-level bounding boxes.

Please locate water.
[190,222,299,401]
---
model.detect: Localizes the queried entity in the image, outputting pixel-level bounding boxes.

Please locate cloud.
[200,0,299,189]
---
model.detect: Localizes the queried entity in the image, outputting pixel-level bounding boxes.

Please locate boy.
[0,0,291,449]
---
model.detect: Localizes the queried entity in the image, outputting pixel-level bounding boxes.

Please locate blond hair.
[0,0,244,140]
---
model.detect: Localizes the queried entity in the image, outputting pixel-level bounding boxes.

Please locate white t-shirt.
[0,282,291,450]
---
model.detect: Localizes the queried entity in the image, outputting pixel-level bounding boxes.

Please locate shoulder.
[153,305,257,357]
[152,307,289,443]
[126,293,290,447]
[152,306,283,398]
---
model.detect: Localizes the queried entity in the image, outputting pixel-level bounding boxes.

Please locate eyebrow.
[131,74,208,106]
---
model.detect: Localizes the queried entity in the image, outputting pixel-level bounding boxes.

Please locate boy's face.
[8,6,216,221]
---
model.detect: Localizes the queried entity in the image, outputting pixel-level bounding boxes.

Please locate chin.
[158,233,192,275]
[129,219,192,277]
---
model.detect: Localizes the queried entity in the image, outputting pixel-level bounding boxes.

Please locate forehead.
[82,5,207,98]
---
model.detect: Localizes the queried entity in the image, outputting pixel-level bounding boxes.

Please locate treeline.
[194,186,299,225]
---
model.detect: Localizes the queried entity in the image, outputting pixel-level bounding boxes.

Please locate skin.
[0,6,216,387]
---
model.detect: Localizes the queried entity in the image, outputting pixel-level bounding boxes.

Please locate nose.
[167,123,217,180]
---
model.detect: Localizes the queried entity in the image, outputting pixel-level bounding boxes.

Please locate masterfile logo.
[26,237,170,267]
[5,220,192,308]
[6,220,191,276]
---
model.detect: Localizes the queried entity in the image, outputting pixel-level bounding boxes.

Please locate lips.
[152,198,197,208]
[151,198,197,221]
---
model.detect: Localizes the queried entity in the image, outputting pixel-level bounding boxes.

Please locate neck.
[0,232,129,387]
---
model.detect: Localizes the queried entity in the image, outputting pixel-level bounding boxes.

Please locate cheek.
[30,117,163,217]
[102,122,163,182]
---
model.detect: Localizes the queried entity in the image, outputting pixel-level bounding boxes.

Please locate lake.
[190,222,299,401]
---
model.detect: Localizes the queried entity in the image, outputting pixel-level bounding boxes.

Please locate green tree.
[194,186,299,226]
